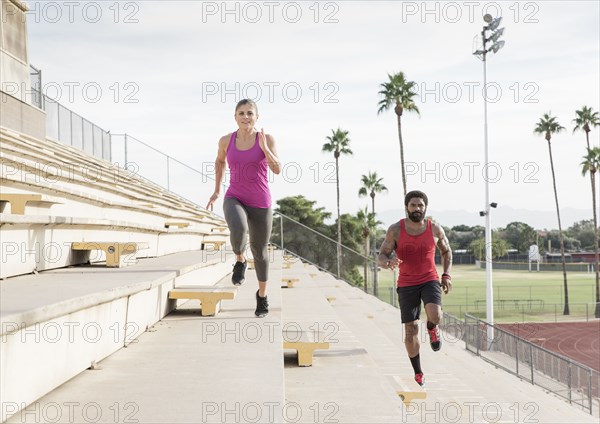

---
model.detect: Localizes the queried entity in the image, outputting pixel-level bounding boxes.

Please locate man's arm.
[433,223,453,294]
[378,223,401,270]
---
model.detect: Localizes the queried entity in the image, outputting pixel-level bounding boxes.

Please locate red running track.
[498,321,600,372]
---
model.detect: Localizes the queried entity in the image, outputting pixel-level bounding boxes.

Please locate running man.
[378,190,452,386]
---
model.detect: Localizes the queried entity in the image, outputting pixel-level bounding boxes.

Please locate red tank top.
[395,219,439,287]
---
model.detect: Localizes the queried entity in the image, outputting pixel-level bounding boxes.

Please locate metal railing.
[270,212,380,289]
[461,313,599,414]
[29,64,112,162]
[29,64,42,109]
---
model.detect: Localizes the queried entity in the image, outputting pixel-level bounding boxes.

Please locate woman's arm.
[206,136,228,210]
[258,128,281,175]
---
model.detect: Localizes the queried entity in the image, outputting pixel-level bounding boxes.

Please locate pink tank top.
[395,219,439,287]
[224,131,271,208]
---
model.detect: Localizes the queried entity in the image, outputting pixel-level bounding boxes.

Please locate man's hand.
[441,275,452,294]
[382,257,402,270]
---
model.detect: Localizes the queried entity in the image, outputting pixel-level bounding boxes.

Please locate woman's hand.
[258,128,268,153]
[206,192,219,211]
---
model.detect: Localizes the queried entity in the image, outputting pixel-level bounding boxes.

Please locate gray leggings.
[223,197,273,282]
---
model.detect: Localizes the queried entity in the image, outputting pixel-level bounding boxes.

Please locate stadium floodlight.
[487,28,505,44]
[488,17,503,31]
[490,40,505,54]
[472,14,506,342]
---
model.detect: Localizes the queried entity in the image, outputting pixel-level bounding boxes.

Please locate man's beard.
[408,211,425,223]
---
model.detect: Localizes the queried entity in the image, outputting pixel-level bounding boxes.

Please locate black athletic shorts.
[396,280,442,323]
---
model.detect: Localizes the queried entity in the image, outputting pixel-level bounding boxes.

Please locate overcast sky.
[26,1,600,228]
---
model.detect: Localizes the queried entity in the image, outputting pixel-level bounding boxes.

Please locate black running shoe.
[232,261,247,285]
[255,290,269,317]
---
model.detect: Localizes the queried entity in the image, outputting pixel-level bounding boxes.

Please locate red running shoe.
[427,324,441,351]
[414,373,425,387]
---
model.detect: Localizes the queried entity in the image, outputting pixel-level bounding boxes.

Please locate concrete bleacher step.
[279,274,407,422]
[0,249,236,422]
[1,131,225,226]
[4,251,287,424]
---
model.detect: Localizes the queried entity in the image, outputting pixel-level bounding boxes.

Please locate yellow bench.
[71,242,149,268]
[0,193,60,215]
[388,375,427,405]
[283,330,330,367]
[211,226,228,232]
[281,278,299,288]
[168,288,236,316]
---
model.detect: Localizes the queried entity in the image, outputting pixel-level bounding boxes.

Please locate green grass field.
[369,264,598,323]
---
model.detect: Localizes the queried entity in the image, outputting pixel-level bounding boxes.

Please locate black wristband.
[442,273,451,280]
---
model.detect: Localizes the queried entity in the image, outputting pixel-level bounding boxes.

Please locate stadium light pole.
[473,14,505,342]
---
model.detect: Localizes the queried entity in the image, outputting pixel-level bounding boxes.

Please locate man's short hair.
[404,190,428,207]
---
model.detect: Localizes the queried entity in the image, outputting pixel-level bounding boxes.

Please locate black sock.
[409,354,422,375]
[427,321,436,330]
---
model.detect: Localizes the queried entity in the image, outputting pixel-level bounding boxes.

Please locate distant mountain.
[378,207,594,230]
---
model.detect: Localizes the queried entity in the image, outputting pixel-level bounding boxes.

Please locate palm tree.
[573,106,600,317]
[573,106,599,150]
[358,171,388,296]
[357,207,381,293]
[377,72,420,196]
[581,147,600,318]
[534,112,569,315]
[322,128,353,278]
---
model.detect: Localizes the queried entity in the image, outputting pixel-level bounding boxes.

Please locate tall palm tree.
[572,106,599,150]
[322,128,353,278]
[581,147,600,318]
[534,112,569,315]
[573,106,600,317]
[357,207,381,293]
[358,171,388,296]
[377,72,420,196]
